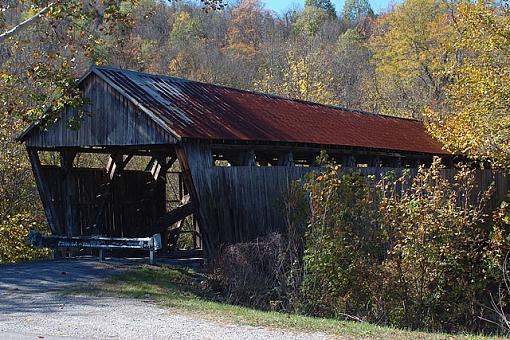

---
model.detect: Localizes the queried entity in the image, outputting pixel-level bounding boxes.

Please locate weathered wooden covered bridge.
[19,66,460,258]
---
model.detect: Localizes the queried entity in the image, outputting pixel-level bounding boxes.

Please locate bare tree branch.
[0,3,54,44]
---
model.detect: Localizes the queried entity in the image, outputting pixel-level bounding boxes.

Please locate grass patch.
[78,265,500,339]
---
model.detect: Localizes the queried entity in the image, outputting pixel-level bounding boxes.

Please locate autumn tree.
[332,28,373,109]
[254,49,336,105]
[305,0,336,16]
[425,0,510,168]
[168,9,210,78]
[367,0,453,118]
[225,0,269,61]
[0,0,226,121]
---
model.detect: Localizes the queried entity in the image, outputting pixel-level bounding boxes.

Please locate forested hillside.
[0,0,463,119]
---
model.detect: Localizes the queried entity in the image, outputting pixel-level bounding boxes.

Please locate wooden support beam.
[92,153,132,234]
[342,155,356,168]
[443,157,454,169]
[60,151,76,175]
[162,195,191,250]
[277,151,294,166]
[106,153,131,180]
[154,156,176,181]
[145,155,176,180]
[393,157,402,168]
[236,149,256,166]
[175,146,213,260]
[142,154,175,214]
[145,156,157,172]
[60,151,79,237]
[156,202,193,229]
[27,148,63,235]
[368,156,381,168]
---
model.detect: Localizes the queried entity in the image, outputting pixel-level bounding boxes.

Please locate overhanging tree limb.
[0,0,226,45]
[0,3,54,44]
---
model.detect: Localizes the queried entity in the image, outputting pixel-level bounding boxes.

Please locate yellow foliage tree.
[254,51,336,105]
[367,0,453,118]
[425,0,510,168]
[0,116,49,263]
[167,11,214,82]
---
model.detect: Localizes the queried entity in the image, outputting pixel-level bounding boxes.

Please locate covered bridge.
[19,66,452,258]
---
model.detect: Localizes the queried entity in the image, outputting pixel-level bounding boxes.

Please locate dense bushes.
[210,156,510,334]
[210,181,309,311]
[0,213,50,263]
[377,159,499,330]
[209,234,288,309]
[299,166,384,319]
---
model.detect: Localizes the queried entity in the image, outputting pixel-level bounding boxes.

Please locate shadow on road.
[0,257,129,315]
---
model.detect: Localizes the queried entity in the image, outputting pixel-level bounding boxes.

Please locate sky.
[261,0,394,15]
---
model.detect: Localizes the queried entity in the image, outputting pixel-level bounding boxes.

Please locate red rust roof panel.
[91,67,447,155]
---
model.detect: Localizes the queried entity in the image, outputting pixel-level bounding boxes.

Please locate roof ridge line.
[92,66,422,123]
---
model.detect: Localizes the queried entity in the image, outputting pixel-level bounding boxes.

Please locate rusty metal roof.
[81,66,446,154]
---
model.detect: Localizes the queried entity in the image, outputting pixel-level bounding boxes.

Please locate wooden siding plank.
[26,74,176,148]
[183,144,510,257]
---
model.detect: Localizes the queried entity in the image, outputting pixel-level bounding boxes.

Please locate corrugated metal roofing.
[86,66,446,154]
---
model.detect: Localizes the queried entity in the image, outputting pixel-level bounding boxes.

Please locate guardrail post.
[149,250,155,265]
[99,249,105,262]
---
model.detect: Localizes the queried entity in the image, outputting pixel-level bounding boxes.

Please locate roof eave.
[16,121,40,143]
[181,137,452,157]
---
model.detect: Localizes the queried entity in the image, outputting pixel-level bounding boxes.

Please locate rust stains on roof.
[88,66,446,154]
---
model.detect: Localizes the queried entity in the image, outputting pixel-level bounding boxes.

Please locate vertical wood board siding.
[26,74,176,147]
[183,144,510,252]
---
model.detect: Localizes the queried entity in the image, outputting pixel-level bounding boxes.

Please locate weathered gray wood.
[27,149,63,235]
[25,74,177,148]
[277,151,294,166]
[229,149,256,166]
[41,165,166,238]
[156,202,193,229]
[368,156,381,168]
[149,155,176,181]
[181,141,510,255]
[92,153,134,234]
[60,151,79,237]
[176,143,213,259]
[342,155,356,167]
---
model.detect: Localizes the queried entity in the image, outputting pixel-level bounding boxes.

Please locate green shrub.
[299,163,384,319]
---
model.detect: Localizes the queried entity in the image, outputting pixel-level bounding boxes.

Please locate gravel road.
[0,258,328,340]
